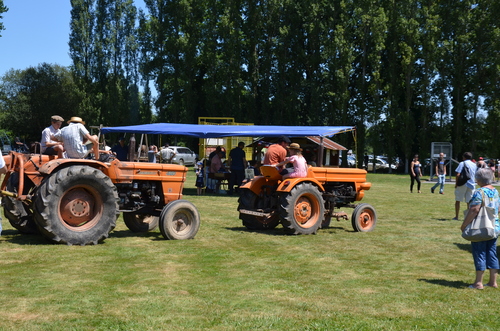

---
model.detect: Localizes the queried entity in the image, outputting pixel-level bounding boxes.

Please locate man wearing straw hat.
[54,116,99,159]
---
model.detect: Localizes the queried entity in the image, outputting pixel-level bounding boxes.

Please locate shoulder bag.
[462,190,497,242]
[456,162,470,187]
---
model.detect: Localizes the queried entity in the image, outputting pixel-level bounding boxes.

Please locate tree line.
[0,0,499,168]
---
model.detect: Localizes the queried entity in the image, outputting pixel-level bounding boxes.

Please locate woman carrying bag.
[461,168,500,289]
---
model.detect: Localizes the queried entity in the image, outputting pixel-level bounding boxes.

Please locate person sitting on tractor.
[263,135,291,170]
[276,143,308,179]
[54,116,99,159]
[41,115,65,158]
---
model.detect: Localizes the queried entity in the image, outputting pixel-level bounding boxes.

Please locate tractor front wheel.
[159,200,200,240]
[351,203,377,232]
[279,183,324,235]
[33,166,119,245]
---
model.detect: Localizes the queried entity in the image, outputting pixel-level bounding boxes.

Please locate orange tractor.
[1,151,200,245]
[238,165,376,234]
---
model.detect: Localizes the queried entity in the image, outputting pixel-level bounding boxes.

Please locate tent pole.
[318,137,324,167]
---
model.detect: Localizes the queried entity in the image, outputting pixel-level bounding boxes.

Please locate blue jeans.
[471,239,499,271]
[432,174,445,193]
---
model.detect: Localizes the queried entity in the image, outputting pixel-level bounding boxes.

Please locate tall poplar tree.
[0,0,7,37]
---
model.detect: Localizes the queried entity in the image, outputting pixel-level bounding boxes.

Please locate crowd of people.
[407,150,500,290]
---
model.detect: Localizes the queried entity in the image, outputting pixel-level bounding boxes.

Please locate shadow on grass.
[109,229,165,241]
[1,229,51,245]
[225,225,351,236]
[1,229,166,245]
[454,242,472,253]
[434,218,453,222]
[419,278,470,289]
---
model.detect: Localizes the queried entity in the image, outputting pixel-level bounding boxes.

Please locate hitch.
[0,190,32,203]
[332,211,349,221]
[0,189,17,198]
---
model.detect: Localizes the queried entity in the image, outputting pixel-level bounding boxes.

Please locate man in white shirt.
[54,117,99,159]
[40,115,65,157]
[453,151,477,220]
[158,143,176,164]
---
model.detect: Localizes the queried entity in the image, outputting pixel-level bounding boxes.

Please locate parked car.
[367,157,397,172]
[339,155,356,167]
[168,146,198,166]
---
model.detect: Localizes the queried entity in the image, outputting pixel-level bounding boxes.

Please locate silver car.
[168,146,197,166]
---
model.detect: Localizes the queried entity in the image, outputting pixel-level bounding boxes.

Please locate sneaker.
[431,187,435,194]
[439,192,444,195]
[452,217,459,221]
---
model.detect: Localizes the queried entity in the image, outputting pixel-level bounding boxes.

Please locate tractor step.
[239,209,272,217]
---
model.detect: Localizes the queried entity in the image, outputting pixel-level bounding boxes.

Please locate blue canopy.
[100,123,354,138]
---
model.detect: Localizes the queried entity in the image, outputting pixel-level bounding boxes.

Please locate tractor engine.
[115,181,161,211]
[323,182,357,208]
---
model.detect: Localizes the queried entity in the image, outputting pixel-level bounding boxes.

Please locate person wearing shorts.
[454,152,476,220]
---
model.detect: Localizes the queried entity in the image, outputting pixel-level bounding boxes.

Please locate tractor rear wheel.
[33,166,119,245]
[123,212,159,232]
[238,189,280,230]
[279,183,324,235]
[159,200,200,240]
[1,173,38,234]
[351,203,377,232]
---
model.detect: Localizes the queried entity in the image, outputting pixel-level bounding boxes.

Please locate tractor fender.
[277,177,325,193]
[38,158,110,176]
[240,175,275,196]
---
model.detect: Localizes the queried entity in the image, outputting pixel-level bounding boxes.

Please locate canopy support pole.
[318,137,324,167]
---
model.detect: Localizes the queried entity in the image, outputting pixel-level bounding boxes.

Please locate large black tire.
[123,212,159,233]
[351,203,377,232]
[33,166,119,245]
[1,173,38,234]
[279,183,324,235]
[238,189,280,230]
[159,200,200,240]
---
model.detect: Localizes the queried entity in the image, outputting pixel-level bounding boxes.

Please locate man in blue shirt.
[454,151,476,220]
[111,137,129,161]
[228,142,247,195]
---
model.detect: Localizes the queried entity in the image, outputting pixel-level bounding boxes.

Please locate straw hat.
[287,143,302,151]
[67,116,85,125]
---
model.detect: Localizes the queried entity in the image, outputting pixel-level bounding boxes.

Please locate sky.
[0,0,145,77]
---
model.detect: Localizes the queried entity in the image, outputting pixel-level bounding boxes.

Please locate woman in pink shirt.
[276,143,308,179]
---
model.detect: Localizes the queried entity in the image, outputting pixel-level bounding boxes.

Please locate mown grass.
[1,171,500,330]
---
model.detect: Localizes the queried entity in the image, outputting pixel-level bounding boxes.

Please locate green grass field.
[1,172,499,330]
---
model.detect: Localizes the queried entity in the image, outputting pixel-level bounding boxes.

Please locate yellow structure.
[198,117,254,161]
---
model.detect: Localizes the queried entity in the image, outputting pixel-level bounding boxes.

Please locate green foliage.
[0,0,7,37]
[1,173,499,329]
[0,64,83,143]
[69,0,142,127]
